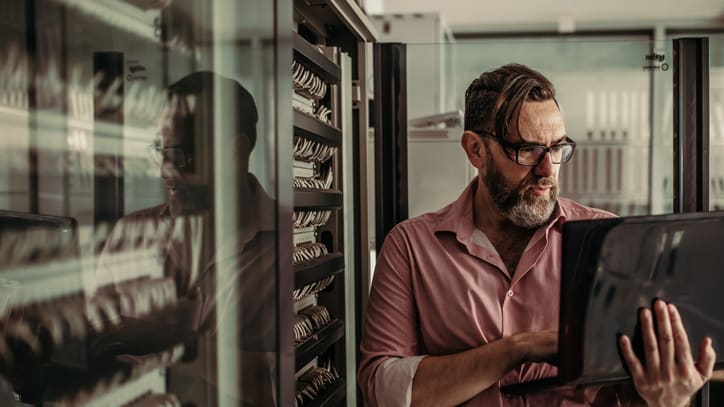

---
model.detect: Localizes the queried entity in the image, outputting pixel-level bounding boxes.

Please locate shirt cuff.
[374,355,427,407]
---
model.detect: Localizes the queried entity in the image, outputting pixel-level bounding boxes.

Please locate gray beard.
[484,157,558,229]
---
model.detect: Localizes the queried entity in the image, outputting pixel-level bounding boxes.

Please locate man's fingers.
[654,301,675,372]
[641,308,661,374]
[696,337,716,380]
[668,303,694,368]
[620,335,646,385]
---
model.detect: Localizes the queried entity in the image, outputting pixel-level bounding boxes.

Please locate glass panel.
[0,0,279,405]
[708,34,724,210]
[707,34,724,210]
[405,35,665,217]
[658,33,724,212]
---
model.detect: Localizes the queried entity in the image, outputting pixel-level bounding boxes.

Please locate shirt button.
[506,290,514,297]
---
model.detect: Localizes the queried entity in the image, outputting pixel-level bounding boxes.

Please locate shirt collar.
[432,176,567,241]
[431,178,477,244]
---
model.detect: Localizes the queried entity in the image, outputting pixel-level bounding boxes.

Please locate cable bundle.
[293,305,332,345]
[294,363,340,407]
[293,166,333,190]
[293,60,328,100]
[292,276,335,301]
[293,242,329,265]
[0,277,177,369]
[293,136,337,163]
[293,210,332,228]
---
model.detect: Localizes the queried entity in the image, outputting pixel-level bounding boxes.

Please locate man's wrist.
[504,333,528,366]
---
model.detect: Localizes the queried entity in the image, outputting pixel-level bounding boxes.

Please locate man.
[95,71,277,406]
[358,64,716,406]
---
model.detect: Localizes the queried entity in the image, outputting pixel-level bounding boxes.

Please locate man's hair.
[167,70,258,150]
[464,64,557,141]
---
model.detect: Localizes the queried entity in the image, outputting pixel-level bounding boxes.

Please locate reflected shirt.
[95,174,277,351]
[358,177,615,406]
[95,174,278,406]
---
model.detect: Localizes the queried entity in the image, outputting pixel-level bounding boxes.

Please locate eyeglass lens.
[517,144,573,165]
[164,148,187,168]
[149,145,187,168]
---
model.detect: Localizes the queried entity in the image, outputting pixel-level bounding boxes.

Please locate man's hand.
[619,300,716,407]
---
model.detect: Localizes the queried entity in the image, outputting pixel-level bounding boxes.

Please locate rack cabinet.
[291,3,376,403]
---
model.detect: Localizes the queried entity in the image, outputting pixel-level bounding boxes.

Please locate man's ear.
[461,130,486,171]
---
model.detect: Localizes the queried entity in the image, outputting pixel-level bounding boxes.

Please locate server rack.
[292,1,376,405]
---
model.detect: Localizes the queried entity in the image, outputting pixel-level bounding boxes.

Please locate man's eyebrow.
[552,135,568,145]
[512,135,568,146]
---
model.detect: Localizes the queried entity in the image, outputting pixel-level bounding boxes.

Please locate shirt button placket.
[502,288,515,337]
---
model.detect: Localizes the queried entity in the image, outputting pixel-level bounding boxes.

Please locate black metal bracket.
[673,37,709,213]
[672,36,711,407]
[373,43,408,253]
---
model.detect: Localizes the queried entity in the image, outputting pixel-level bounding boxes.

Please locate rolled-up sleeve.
[358,224,426,406]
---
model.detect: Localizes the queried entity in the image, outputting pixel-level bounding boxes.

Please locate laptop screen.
[559,212,724,383]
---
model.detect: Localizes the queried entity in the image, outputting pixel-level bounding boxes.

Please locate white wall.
[378,0,724,30]
[364,0,384,14]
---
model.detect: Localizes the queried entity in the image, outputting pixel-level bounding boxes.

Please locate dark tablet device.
[503,211,724,394]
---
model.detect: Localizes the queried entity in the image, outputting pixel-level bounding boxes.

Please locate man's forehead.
[166,93,198,113]
[159,109,185,129]
[158,94,197,130]
[156,94,191,126]
[507,100,565,143]
[157,110,192,146]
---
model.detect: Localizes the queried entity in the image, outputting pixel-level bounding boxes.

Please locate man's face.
[482,99,566,229]
[157,97,209,214]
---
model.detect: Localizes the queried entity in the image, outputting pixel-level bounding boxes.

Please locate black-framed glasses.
[475,130,576,166]
[147,143,191,168]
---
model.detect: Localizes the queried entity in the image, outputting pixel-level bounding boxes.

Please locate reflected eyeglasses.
[147,143,191,168]
[474,130,576,166]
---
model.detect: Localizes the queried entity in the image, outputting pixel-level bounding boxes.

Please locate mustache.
[525,177,557,188]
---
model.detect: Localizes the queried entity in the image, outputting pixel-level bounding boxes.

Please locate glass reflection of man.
[95,71,276,406]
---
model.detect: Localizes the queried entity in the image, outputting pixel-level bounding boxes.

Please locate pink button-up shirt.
[359,178,615,406]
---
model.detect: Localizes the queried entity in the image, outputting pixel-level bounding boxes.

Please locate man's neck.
[472,180,535,241]
[472,179,536,276]
[168,174,254,223]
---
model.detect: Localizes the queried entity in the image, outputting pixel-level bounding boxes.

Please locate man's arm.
[358,224,558,406]
[411,330,557,407]
[358,225,422,406]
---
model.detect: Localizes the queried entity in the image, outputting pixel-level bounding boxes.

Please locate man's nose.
[533,152,556,178]
[160,159,180,179]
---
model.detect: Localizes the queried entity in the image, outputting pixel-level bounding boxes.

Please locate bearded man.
[358,64,716,406]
